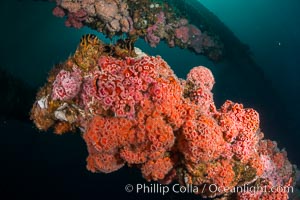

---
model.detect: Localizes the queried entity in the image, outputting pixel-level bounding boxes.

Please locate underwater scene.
[1,0,300,199]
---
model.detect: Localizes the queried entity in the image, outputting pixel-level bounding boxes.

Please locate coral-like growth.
[51,0,223,61]
[31,36,296,200]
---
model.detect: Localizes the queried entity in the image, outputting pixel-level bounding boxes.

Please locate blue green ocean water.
[0,0,299,199]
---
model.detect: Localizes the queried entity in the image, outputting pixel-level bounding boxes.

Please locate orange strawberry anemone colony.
[31,35,296,199]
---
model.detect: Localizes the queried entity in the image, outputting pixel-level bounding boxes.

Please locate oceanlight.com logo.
[124,183,294,196]
[203,184,294,194]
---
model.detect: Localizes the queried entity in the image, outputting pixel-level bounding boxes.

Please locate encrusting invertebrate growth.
[52,0,224,61]
[31,35,297,200]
